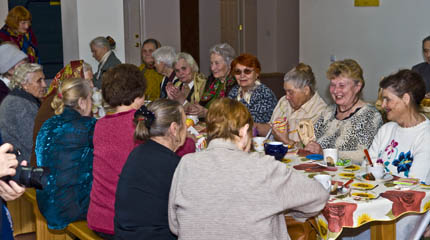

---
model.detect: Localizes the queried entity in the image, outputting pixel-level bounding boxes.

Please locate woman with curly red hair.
[0,6,39,63]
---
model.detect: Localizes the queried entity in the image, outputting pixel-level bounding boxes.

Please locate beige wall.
[300,0,430,102]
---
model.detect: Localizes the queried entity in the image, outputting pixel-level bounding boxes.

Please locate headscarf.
[0,25,39,63]
[45,60,85,98]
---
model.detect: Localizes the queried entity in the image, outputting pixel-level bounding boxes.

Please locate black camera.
[0,149,48,190]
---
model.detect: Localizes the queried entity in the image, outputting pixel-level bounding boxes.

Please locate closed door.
[123,0,142,66]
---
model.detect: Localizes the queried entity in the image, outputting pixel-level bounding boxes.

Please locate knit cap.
[0,44,28,74]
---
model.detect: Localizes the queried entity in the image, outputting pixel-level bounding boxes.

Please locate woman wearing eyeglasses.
[227,53,277,123]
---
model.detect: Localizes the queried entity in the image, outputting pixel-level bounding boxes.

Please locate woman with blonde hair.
[168,98,329,239]
[115,99,187,239]
[35,78,96,230]
[304,59,383,162]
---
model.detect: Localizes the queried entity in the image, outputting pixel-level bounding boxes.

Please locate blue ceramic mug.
[264,141,288,160]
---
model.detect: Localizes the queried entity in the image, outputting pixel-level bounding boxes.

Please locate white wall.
[300,0,430,102]
[61,0,125,71]
[0,0,7,25]
[76,0,125,71]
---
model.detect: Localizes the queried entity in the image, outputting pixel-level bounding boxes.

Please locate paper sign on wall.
[355,0,379,7]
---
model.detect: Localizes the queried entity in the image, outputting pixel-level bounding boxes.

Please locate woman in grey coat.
[0,63,46,162]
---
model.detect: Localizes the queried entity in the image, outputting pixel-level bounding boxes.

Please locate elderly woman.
[0,43,28,103]
[369,70,430,181]
[87,64,146,239]
[168,98,329,239]
[140,38,163,101]
[90,36,121,89]
[0,63,46,162]
[256,63,327,145]
[364,69,430,240]
[35,78,96,230]
[185,43,237,117]
[115,99,187,239]
[227,53,277,123]
[153,46,177,99]
[0,6,39,63]
[30,60,94,166]
[304,59,383,163]
[167,52,207,106]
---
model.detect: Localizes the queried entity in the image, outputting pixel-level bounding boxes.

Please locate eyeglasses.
[233,68,254,75]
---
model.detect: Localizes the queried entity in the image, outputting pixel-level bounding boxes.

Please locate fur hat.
[0,44,28,74]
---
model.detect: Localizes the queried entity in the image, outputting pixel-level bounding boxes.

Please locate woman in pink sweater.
[87,64,146,239]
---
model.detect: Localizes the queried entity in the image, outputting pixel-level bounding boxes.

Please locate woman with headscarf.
[31,60,94,166]
[0,6,39,63]
[185,43,237,118]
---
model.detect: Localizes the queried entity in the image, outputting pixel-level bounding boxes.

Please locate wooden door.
[220,0,257,55]
[123,0,142,66]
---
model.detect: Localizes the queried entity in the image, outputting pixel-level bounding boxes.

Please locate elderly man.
[139,38,163,101]
[0,43,28,103]
[412,35,430,97]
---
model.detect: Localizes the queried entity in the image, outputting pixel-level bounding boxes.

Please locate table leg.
[370,221,396,240]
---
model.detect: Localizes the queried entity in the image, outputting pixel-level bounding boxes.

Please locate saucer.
[357,173,393,182]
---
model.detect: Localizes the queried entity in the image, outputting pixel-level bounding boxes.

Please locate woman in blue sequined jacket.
[35,78,96,230]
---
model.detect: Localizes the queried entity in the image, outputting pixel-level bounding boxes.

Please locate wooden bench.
[23,189,101,240]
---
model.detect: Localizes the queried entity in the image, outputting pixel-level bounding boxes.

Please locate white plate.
[357,173,394,182]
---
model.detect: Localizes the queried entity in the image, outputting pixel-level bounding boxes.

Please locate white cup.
[314,175,332,191]
[368,165,385,179]
[252,137,265,152]
[323,148,338,165]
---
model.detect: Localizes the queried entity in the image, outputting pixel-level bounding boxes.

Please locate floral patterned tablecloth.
[283,153,430,240]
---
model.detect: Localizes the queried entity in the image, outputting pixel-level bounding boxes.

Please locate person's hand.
[0,159,27,201]
[0,179,26,201]
[304,141,323,155]
[0,143,19,178]
[425,92,430,98]
[185,104,207,118]
[272,126,294,145]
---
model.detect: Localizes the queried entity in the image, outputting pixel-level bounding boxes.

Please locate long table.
[282,152,430,240]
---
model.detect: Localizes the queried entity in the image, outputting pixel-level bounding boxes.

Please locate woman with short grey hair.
[185,43,237,117]
[0,63,47,162]
[209,43,236,66]
[256,63,327,146]
[153,46,178,98]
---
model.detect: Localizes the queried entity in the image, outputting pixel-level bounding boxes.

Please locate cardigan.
[168,139,329,240]
[314,104,383,163]
[0,88,40,162]
[87,109,138,234]
[35,107,96,230]
[115,140,179,240]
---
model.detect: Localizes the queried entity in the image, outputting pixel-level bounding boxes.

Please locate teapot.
[264,141,288,160]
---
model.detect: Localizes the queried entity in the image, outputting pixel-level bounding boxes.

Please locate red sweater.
[87,109,138,234]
